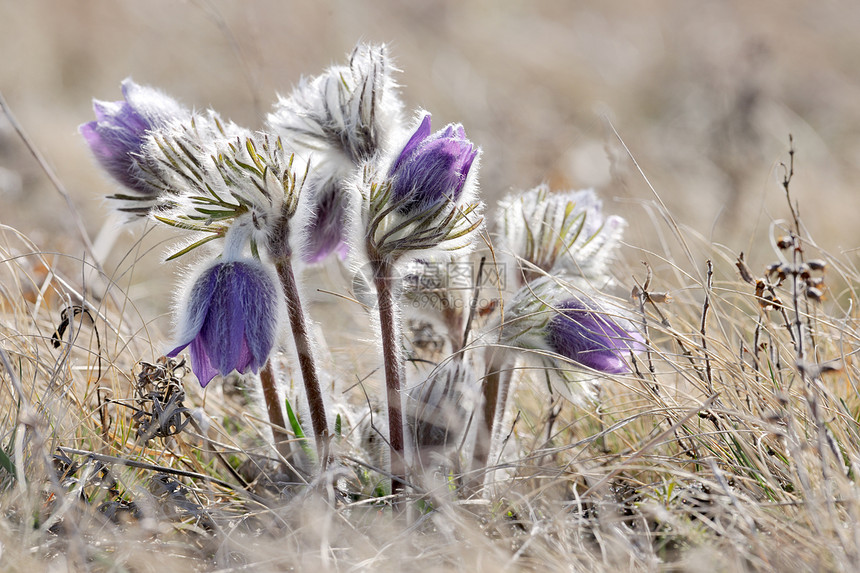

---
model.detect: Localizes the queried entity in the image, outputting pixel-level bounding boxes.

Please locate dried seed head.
[806,286,824,302]
[806,259,827,272]
[648,292,673,304]
[776,236,794,250]
[736,253,756,285]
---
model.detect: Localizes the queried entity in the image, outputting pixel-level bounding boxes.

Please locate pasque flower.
[267,43,403,263]
[355,112,483,496]
[546,297,643,374]
[300,175,351,263]
[500,276,642,375]
[80,78,188,215]
[497,185,626,286]
[358,112,483,263]
[168,258,281,387]
[389,114,478,215]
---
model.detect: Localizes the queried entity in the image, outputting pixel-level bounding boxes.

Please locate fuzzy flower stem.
[272,253,330,457]
[269,211,328,459]
[259,360,292,461]
[472,349,512,488]
[371,258,406,499]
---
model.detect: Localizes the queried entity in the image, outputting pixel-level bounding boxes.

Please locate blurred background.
[2,0,860,318]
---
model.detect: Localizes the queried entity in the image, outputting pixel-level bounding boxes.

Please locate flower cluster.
[268,43,402,264]
[80,42,487,462]
[81,42,638,484]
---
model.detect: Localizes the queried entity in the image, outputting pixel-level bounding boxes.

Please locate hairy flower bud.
[268,43,403,263]
[389,114,478,215]
[267,43,402,167]
[546,297,642,374]
[168,258,281,387]
[497,185,626,286]
[300,175,350,263]
[499,276,642,376]
[80,78,188,215]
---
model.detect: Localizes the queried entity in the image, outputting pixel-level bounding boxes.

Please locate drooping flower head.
[497,185,626,286]
[389,114,478,215]
[299,175,351,263]
[499,276,642,376]
[546,297,642,374]
[267,43,403,263]
[80,78,189,215]
[168,258,282,387]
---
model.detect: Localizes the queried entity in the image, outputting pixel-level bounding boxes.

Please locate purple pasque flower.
[301,175,350,263]
[168,258,280,387]
[546,297,643,374]
[80,78,188,210]
[389,113,478,214]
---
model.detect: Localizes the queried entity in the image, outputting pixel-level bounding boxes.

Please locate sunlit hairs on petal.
[79,78,189,216]
[167,257,283,387]
[268,43,404,263]
[497,184,626,287]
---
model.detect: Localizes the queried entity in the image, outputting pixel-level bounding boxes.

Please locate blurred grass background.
[2,0,860,316]
[2,5,860,568]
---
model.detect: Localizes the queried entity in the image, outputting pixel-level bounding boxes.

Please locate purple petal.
[388,116,477,214]
[302,178,350,263]
[391,113,432,174]
[200,264,247,376]
[167,341,189,358]
[168,260,278,386]
[81,79,187,204]
[234,263,279,370]
[234,335,254,374]
[547,298,640,374]
[181,264,220,340]
[189,335,219,387]
[79,121,109,156]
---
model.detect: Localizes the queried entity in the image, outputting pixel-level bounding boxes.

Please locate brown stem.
[372,260,406,498]
[259,360,291,461]
[273,256,329,457]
